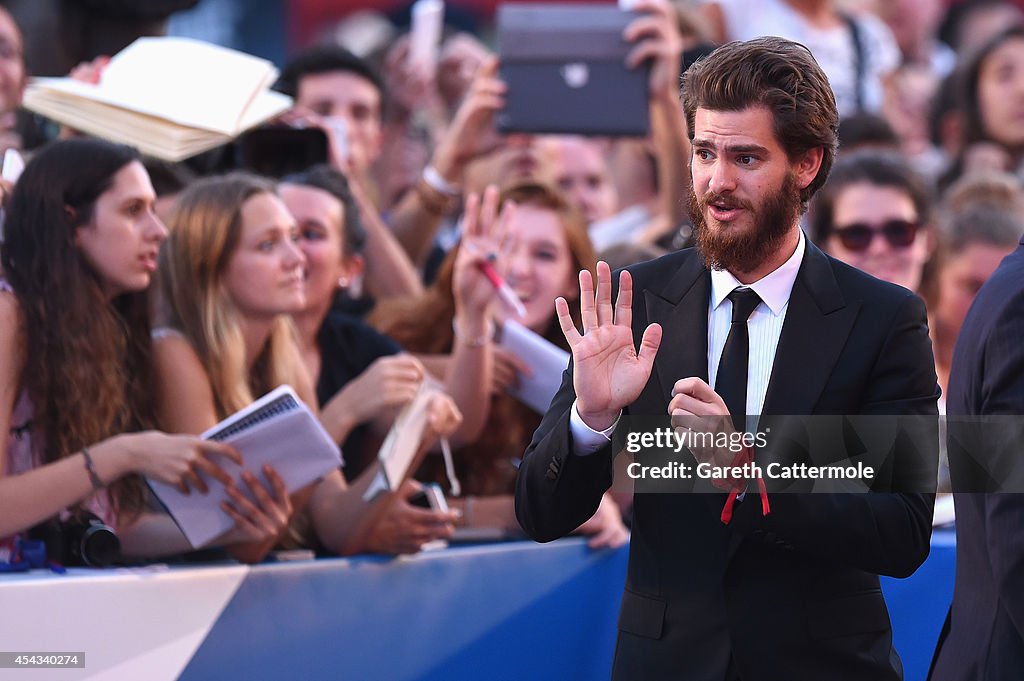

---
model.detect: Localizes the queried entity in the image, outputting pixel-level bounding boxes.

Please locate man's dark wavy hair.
[276,45,385,113]
[681,36,839,211]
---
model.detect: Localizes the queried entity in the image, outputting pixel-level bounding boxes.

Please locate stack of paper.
[499,320,571,413]
[147,385,342,549]
[23,37,292,161]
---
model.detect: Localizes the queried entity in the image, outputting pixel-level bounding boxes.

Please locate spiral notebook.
[147,385,342,548]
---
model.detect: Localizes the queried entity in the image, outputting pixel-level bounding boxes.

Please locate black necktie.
[715,288,762,432]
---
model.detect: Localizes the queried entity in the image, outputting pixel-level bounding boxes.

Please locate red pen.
[477,259,527,318]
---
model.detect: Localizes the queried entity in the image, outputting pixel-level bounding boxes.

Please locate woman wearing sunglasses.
[809,150,936,299]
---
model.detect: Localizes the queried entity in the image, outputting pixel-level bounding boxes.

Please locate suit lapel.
[642,252,710,405]
[639,244,859,415]
[761,241,859,417]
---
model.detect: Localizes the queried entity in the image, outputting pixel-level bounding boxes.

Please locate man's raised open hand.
[555,261,662,431]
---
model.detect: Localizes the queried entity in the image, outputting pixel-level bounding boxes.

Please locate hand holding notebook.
[147,385,342,548]
[364,380,462,500]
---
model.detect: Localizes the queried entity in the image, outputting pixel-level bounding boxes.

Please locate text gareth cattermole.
[626,461,876,481]
[625,427,768,455]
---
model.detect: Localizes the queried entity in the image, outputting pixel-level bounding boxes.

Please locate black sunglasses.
[832,219,920,252]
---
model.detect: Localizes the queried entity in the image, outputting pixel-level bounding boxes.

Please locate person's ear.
[793,147,824,191]
[67,205,82,243]
[339,254,366,295]
[923,224,937,259]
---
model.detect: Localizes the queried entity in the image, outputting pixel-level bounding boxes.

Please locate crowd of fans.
[1,0,1023,566]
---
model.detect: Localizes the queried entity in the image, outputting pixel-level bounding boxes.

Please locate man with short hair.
[277,46,384,184]
[516,36,938,680]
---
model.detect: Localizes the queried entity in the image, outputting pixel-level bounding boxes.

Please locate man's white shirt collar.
[710,230,805,316]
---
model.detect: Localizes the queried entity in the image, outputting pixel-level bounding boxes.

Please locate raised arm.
[516,262,662,541]
[440,187,508,446]
[626,0,690,240]
[389,58,506,266]
[562,263,663,430]
[345,174,424,300]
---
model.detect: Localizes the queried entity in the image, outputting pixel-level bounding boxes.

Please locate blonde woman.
[156,173,460,559]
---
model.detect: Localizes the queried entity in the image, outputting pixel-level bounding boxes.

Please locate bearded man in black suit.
[516,36,939,681]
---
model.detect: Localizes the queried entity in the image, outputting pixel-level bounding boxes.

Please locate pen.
[476,259,527,318]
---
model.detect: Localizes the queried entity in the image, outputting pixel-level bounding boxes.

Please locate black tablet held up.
[496,3,650,137]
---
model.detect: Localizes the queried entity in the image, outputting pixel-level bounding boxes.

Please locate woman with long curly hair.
[0,139,249,557]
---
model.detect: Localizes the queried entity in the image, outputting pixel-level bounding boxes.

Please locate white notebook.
[23,37,292,161]
[363,381,446,501]
[147,385,342,549]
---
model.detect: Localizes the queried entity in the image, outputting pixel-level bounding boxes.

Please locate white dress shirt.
[571,232,806,453]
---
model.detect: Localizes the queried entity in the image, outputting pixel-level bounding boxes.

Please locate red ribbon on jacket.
[712,446,770,524]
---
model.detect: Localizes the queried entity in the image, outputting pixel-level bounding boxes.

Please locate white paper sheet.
[499,320,570,414]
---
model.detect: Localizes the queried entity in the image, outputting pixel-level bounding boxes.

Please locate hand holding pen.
[452,185,520,327]
[476,252,526,318]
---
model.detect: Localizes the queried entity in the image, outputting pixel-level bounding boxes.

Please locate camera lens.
[77,524,120,567]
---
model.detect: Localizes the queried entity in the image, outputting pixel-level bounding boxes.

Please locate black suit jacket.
[930,241,1024,681]
[515,243,939,681]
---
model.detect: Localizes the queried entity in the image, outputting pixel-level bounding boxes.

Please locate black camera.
[236,126,329,179]
[30,510,121,567]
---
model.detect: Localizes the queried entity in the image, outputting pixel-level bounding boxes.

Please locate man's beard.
[687,172,801,275]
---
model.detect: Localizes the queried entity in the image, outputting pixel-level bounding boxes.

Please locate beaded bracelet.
[81,447,105,490]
